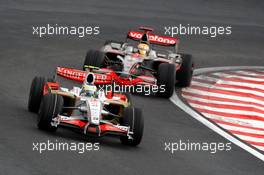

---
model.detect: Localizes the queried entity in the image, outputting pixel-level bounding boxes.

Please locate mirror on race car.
[124,46,133,54]
[110,43,122,50]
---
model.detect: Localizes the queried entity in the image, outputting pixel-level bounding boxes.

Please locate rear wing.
[127,31,179,46]
[127,30,179,46]
[126,27,179,53]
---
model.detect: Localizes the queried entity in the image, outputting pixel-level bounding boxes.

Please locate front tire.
[123,92,133,106]
[38,94,63,132]
[28,76,46,113]
[120,107,144,146]
[83,50,106,70]
[157,63,176,98]
[176,54,193,87]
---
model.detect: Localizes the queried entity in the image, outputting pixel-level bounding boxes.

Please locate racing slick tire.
[28,76,46,113]
[120,107,144,146]
[38,94,63,132]
[83,50,105,70]
[176,54,193,87]
[124,92,133,106]
[157,63,176,98]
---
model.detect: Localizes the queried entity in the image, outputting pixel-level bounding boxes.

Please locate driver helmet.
[137,43,150,57]
[80,73,98,97]
[81,83,97,97]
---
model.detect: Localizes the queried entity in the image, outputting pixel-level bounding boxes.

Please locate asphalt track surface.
[0,0,263,174]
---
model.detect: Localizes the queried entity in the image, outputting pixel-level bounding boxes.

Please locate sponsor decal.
[57,67,86,78]
[128,31,177,45]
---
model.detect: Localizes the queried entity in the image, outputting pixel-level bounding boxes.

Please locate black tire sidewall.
[157,63,176,98]
[176,54,193,87]
[38,94,63,131]
[28,76,46,113]
[120,107,144,146]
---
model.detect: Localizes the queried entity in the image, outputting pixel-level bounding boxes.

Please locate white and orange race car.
[28,73,144,146]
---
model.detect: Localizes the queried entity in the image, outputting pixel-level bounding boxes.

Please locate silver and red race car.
[28,73,144,146]
[56,27,194,98]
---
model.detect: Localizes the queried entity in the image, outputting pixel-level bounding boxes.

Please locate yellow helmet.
[137,43,150,56]
[81,84,97,97]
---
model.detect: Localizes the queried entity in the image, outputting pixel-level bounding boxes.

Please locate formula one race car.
[81,27,194,98]
[28,73,144,146]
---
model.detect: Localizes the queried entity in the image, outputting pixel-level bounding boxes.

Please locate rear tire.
[37,94,63,132]
[28,76,46,113]
[120,107,144,146]
[157,63,176,98]
[83,50,105,70]
[176,54,193,87]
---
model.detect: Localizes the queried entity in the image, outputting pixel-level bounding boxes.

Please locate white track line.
[232,134,264,144]
[212,72,264,82]
[182,88,264,105]
[227,71,264,78]
[194,76,264,89]
[218,124,264,135]
[170,66,264,161]
[188,103,264,119]
[191,81,264,97]
[254,145,264,152]
[201,113,264,129]
[182,94,264,112]
[237,70,264,76]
